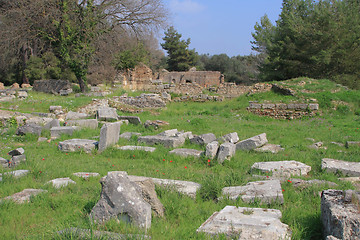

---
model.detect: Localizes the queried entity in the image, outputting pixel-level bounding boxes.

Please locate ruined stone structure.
[247,102,319,119]
[161,71,223,87]
[121,63,153,91]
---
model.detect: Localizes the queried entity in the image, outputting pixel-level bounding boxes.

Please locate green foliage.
[253,0,360,89]
[161,26,197,71]
[112,43,150,71]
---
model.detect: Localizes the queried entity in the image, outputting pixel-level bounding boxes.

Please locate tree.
[44,0,168,92]
[161,26,197,71]
[112,42,150,72]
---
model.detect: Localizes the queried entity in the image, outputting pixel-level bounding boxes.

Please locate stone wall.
[0,89,28,102]
[33,79,72,95]
[121,64,153,91]
[161,71,223,87]
[247,102,319,119]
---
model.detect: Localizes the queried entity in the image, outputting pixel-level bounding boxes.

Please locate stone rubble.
[217,142,236,164]
[254,144,285,153]
[205,141,219,159]
[2,189,47,204]
[58,139,98,153]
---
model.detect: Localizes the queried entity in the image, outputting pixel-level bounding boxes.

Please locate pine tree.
[161,26,196,71]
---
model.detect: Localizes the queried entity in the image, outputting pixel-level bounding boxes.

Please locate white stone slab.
[117,146,156,152]
[169,148,203,158]
[252,160,311,177]
[47,177,76,189]
[197,206,291,240]
[222,180,283,204]
[322,158,360,177]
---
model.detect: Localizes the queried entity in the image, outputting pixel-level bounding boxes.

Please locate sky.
[163,0,284,57]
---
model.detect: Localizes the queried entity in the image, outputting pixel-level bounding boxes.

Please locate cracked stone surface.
[252,160,311,177]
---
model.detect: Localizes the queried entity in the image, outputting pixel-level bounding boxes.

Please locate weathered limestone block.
[138,135,185,148]
[169,148,204,158]
[90,171,152,229]
[73,172,100,179]
[44,119,60,130]
[252,160,311,177]
[262,103,276,109]
[96,107,118,121]
[2,189,47,204]
[8,148,25,156]
[346,141,360,148]
[119,132,141,140]
[130,178,165,217]
[98,122,121,152]
[47,178,76,189]
[249,102,261,109]
[118,116,141,125]
[309,103,319,110]
[217,142,236,164]
[205,141,219,159]
[190,133,217,145]
[4,170,29,178]
[221,180,284,204]
[322,158,360,177]
[197,206,292,240]
[222,132,239,143]
[321,189,360,239]
[254,144,285,153]
[49,105,62,113]
[117,146,156,153]
[16,123,42,136]
[144,120,169,129]
[65,111,89,120]
[236,133,268,150]
[128,175,201,199]
[50,126,79,138]
[58,139,98,153]
[65,119,98,129]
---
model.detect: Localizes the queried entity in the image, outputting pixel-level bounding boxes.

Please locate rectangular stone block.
[262,103,276,109]
[98,122,121,152]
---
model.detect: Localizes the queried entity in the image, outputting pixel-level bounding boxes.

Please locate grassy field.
[0,78,359,239]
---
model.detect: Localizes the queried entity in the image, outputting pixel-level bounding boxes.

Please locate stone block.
[221,180,284,204]
[249,102,261,109]
[2,189,47,204]
[197,206,291,239]
[128,175,201,199]
[262,103,276,109]
[190,133,217,145]
[169,148,204,158]
[5,170,29,178]
[222,132,239,143]
[309,103,319,110]
[90,171,151,229]
[56,228,150,240]
[48,178,76,189]
[58,139,98,153]
[65,119,98,129]
[98,122,121,152]
[254,144,285,154]
[205,141,219,159]
[346,141,360,148]
[138,135,185,148]
[252,160,311,177]
[118,116,141,125]
[50,126,79,138]
[119,132,141,140]
[96,107,118,121]
[49,106,62,112]
[236,133,268,150]
[65,111,89,120]
[16,123,42,136]
[321,189,360,239]
[73,172,100,179]
[322,158,360,177]
[217,142,236,164]
[8,148,25,156]
[117,146,156,153]
[44,119,60,130]
[276,103,287,110]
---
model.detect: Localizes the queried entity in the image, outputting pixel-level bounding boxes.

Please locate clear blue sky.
[163,0,284,57]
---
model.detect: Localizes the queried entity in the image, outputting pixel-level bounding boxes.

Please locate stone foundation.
[248,102,319,119]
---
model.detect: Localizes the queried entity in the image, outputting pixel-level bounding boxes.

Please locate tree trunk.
[77,75,86,93]
[20,43,33,85]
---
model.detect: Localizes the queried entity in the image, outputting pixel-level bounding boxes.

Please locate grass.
[0,79,360,239]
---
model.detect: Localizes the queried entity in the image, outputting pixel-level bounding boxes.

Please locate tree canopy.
[252,0,360,89]
[161,26,197,71]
